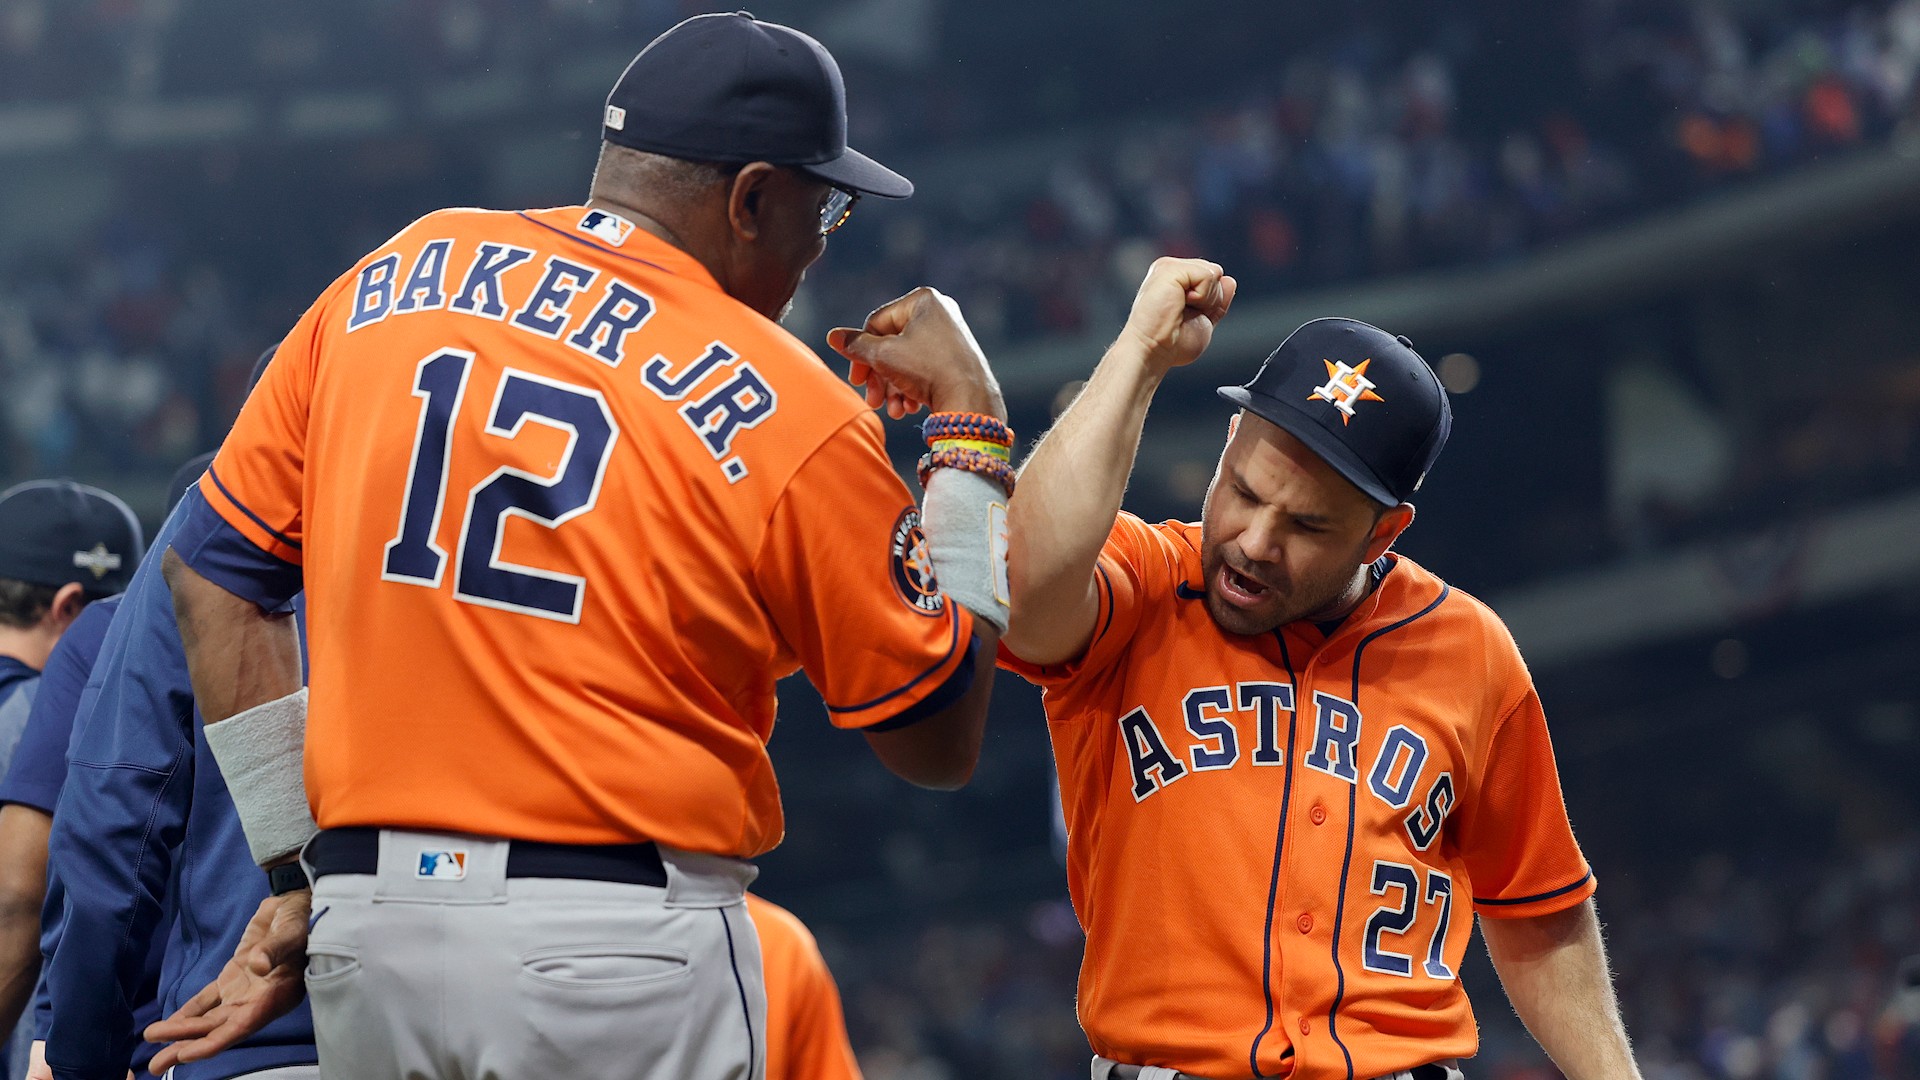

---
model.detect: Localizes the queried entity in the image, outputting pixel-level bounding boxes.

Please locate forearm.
[1004,338,1163,660]
[0,903,40,1035]
[0,806,50,1034]
[161,550,301,723]
[1481,901,1641,1080]
[863,622,1000,790]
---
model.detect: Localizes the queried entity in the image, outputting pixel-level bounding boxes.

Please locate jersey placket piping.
[1322,585,1453,1080]
[1248,629,1301,1079]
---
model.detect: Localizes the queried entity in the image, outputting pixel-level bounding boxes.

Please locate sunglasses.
[820,185,860,235]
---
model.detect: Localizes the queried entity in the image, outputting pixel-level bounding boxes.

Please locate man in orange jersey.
[861,258,1642,1080]
[748,895,863,1080]
[145,13,1014,1080]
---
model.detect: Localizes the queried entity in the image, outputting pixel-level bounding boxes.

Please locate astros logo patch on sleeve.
[889,508,945,616]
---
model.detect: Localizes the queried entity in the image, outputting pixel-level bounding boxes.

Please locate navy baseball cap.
[0,480,144,594]
[602,11,913,199]
[1218,318,1452,506]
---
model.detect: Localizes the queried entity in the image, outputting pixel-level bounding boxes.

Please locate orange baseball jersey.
[1000,514,1593,1080]
[748,894,865,1080]
[176,205,975,856]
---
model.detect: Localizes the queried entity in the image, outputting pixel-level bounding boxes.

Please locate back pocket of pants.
[306,944,361,985]
[519,944,689,989]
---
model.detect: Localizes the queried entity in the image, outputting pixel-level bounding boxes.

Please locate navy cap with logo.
[0,480,144,595]
[1218,318,1452,507]
[602,11,913,199]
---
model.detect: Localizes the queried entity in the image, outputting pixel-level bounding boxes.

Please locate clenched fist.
[827,287,1006,421]
[1119,257,1237,373]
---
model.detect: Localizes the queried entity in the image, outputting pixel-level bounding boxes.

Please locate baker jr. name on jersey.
[343,214,777,485]
[1116,681,1454,850]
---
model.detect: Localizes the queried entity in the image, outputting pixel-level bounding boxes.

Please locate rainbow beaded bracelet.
[917,446,1017,495]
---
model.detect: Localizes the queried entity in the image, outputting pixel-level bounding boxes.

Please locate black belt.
[306,827,668,888]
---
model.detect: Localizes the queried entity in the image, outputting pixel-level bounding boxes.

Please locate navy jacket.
[0,657,37,779]
[0,597,166,1072]
[43,506,316,1080]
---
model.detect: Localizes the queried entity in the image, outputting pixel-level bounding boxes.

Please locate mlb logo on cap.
[417,850,469,880]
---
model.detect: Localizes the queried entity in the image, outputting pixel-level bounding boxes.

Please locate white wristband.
[202,688,319,867]
[920,468,1011,633]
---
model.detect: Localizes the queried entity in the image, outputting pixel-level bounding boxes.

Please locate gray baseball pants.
[1092,1056,1465,1080]
[304,829,765,1080]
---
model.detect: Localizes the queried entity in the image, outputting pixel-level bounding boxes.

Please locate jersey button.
[1296,912,1313,934]
[1299,1017,1312,1036]
[1310,804,1327,825]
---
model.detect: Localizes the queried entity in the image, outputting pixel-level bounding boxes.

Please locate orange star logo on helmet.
[1307,359,1386,425]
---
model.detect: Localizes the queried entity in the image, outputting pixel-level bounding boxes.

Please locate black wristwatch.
[267,861,311,896]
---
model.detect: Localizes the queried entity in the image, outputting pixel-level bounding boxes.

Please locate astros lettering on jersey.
[194,205,974,856]
[1002,514,1593,1080]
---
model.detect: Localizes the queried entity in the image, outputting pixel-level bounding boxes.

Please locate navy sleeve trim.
[824,607,965,715]
[170,488,303,612]
[1475,871,1594,907]
[206,467,302,552]
[861,638,978,734]
[0,783,59,816]
[1090,565,1117,650]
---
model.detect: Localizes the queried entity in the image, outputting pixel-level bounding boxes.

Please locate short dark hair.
[590,144,740,205]
[0,577,60,630]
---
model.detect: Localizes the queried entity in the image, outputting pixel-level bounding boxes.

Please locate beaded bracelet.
[917,446,1017,495]
[929,437,1012,463]
[922,412,1013,449]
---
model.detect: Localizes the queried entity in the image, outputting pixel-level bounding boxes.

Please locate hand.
[144,891,312,1074]
[1118,257,1237,373]
[827,287,1005,421]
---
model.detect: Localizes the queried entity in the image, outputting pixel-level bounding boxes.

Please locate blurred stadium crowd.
[8,0,1920,492]
[1,1,1918,1078]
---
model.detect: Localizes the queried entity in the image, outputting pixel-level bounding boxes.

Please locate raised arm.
[1002,258,1234,667]
[824,289,1007,790]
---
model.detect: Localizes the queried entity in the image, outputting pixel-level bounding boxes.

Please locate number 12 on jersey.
[382,348,619,623]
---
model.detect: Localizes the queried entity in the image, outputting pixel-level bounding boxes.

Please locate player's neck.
[0,625,54,672]
[1300,564,1376,628]
[585,194,733,297]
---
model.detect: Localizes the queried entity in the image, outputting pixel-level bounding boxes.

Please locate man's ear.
[45,582,88,633]
[726,162,779,243]
[1362,503,1416,563]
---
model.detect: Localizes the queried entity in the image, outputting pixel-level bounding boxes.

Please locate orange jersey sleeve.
[1454,681,1596,919]
[754,410,975,730]
[748,895,863,1080]
[996,511,1168,683]
[192,277,336,571]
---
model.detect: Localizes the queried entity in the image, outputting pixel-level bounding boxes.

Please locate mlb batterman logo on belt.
[417,850,469,880]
